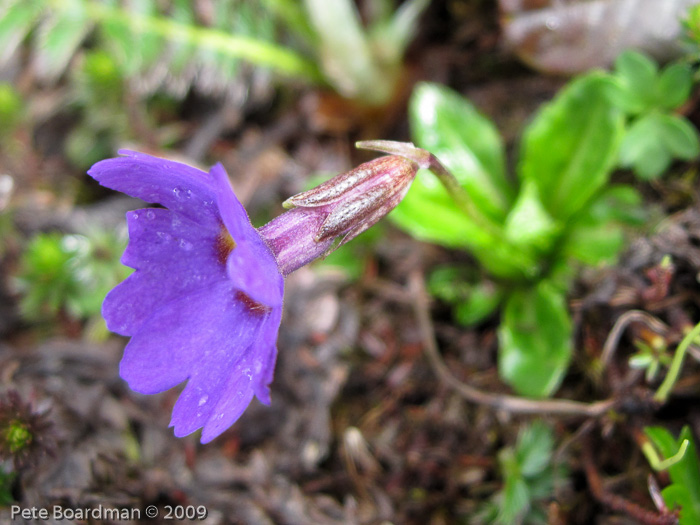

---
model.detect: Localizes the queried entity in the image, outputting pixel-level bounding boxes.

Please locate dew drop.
[156,231,172,241]
[242,368,252,380]
[146,210,155,220]
[132,212,139,219]
[198,395,208,407]
[179,239,193,251]
[173,187,181,198]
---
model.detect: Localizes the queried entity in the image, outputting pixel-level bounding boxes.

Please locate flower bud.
[258,153,420,276]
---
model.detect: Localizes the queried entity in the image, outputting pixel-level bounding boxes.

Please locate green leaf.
[428,266,504,326]
[613,50,658,113]
[498,472,531,525]
[656,62,693,110]
[659,114,700,160]
[498,281,572,397]
[390,172,532,279]
[646,426,700,525]
[503,180,561,254]
[563,222,624,266]
[583,185,646,225]
[617,112,700,179]
[619,113,672,180]
[455,281,504,326]
[562,184,643,266]
[390,169,494,248]
[409,82,513,221]
[518,73,624,220]
[516,421,555,478]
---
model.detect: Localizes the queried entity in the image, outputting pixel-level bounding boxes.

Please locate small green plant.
[393,75,645,397]
[607,50,699,179]
[16,228,130,330]
[644,426,700,524]
[478,421,565,524]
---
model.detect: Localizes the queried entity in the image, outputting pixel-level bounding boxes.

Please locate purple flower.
[88,151,283,443]
[89,143,423,443]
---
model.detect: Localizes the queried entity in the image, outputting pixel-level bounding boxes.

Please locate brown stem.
[409,270,616,417]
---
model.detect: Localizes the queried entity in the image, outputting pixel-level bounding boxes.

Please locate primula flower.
[89,151,283,443]
[89,143,423,443]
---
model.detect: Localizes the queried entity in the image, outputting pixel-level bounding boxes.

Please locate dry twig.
[408,271,616,418]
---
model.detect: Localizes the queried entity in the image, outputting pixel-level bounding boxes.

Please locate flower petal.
[210,163,283,307]
[120,280,264,395]
[251,307,282,406]
[170,306,282,442]
[103,208,225,336]
[88,151,220,229]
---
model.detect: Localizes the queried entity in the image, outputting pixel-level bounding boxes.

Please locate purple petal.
[88,151,220,229]
[120,281,266,396]
[103,208,226,336]
[210,163,283,307]
[226,240,283,308]
[169,307,282,442]
[199,373,256,443]
[250,307,282,406]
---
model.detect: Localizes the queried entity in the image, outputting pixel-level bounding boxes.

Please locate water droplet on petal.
[146,210,155,220]
[132,212,139,219]
[198,395,208,407]
[156,231,171,241]
[179,239,193,251]
[173,187,181,198]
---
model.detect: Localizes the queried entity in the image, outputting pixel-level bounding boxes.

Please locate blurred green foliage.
[477,421,565,524]
[645,426,700,524]
[1,0,426,107]
[394,75,646,397]
[0,467,15,505]
[66,50,130,168]
[16,229,130,335]
[608,50,699,179]
[302,0,428,105]
[0,83,23,138]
